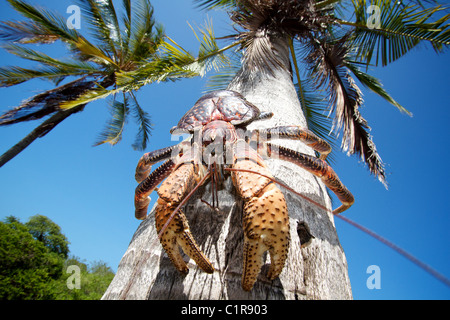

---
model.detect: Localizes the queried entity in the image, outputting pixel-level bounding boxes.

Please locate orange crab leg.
[135,145,177,183]
[135,141,193,183]
[135,159,177,220]
[265,143,354,214]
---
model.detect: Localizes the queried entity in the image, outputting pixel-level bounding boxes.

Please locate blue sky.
[0,0,449,300]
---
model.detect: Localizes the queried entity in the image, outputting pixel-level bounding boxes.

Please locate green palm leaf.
[3,0,118,67]
[2,44,101,73]
[4,0,80,43]
[0,65,98,87]
[130,92,152,151]
[0,20,59,44]
[126,0,163,64]
[193,0,238,10]
[188,19,231,76]
[76,0,122,59]
[344,59,412,116]
[117,20,235,89]
[94,94,129,147]
[340,0,450,66]
[58,83,121,110]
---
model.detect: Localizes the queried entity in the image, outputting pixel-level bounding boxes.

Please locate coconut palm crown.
[195,0,450,186]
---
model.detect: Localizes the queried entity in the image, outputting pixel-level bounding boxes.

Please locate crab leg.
[255,126,332,160]
[135,159,177,219]
[231,144,290,291]
[135,141,192,183]
[265,143,354,214]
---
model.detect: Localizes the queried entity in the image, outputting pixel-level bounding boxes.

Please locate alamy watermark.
[66,265,81,290]
[366,265,381,290]
[66,5,81,30]
[367,5,381,29]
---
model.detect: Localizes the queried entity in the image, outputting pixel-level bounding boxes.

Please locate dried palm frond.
[306,35,386,186]
[0,76,109,126]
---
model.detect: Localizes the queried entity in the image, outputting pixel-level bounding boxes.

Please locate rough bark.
[102,36,352,300]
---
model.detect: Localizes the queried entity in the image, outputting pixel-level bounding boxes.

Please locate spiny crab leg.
[135,146,176,183]
[253,126,332,160]
[135,141,191,183]
[264,143,354,214]
[135,159,177,220]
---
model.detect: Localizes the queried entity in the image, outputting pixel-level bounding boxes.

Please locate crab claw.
[155,198,214,274]
[242,182,290,291]
[231,158,290,291]
[154,162,214,275]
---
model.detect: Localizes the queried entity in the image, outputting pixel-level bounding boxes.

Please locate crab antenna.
[157,170,211,240]
[211,162,222,209]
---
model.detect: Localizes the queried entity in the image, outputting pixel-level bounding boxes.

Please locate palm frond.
[0,76,97,125]
[204,50,243,92]
[76,0,122,58]
[129,92,152,151]
[121,0,132,58]
[340,0,450,66]
[125,0,164,64]
[188,19,231,76]
[295,77,338,161]
[73,36,118,67]
[0,65,98,87]
[3,0,119,68]
[58,83,120,110]
[344,59,412,116]
[5,0,81,43]
[290,38,338,161]
[306,35,387,186]
[94,94,129,146]
[2,44,101,74]
[0,20,58,44]
[117,22,236,90]
[194,0,238,10]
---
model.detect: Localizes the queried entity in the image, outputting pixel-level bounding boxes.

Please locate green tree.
[53,257,115,300]
[25,214,69,258]
[0,217,64,299]
[0,216,115,300]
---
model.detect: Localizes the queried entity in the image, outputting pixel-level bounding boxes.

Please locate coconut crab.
[134,90,354,291]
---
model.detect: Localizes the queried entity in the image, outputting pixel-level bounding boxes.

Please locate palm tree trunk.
[102,35,352,300]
